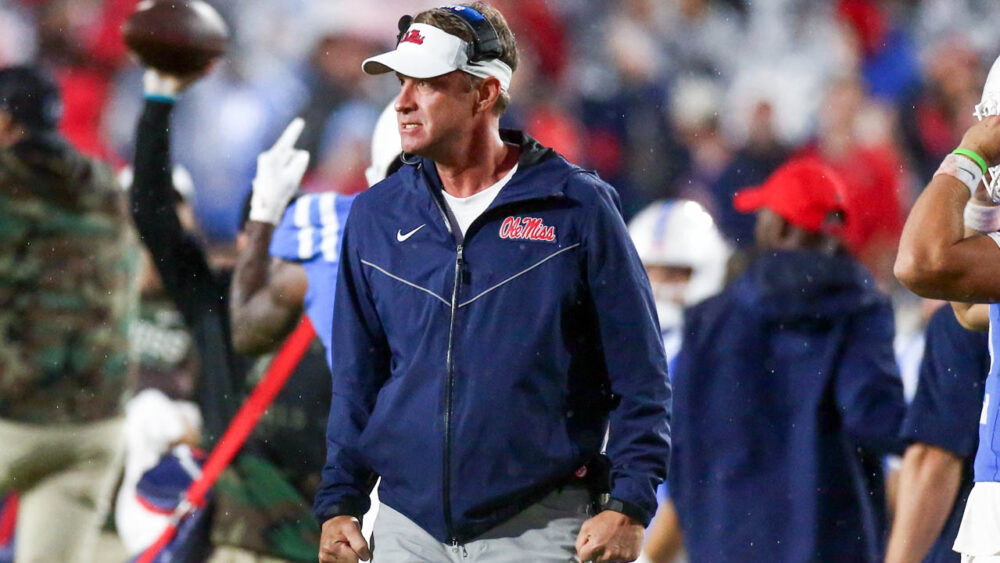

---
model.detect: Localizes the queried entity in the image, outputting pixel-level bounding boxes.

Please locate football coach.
[313,3,671,562]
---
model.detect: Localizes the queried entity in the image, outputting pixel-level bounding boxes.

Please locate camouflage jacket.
[0,133,139,423]
[130,294,199,400]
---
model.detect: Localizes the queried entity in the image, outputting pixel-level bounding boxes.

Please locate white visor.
[362,23,512,91]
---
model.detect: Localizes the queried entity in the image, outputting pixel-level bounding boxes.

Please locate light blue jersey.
[976,305,1000,481]
[270,192,355,367]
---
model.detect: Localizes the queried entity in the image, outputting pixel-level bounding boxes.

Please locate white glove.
[249,118,310,225]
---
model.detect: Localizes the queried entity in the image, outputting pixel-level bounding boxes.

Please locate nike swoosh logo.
[396,224,426,242]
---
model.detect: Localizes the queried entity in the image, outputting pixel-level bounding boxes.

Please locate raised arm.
[130,70,217,325]
[895,116,1000,301]
[230,222,307,354]
[229,119,310,353]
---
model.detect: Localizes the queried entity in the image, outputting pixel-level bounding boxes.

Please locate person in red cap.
[669,157,906,562]
[732,157,849,253]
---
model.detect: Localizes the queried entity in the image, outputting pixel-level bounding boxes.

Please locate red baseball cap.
[733,158,848,234]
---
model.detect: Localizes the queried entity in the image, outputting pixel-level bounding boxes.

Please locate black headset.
[397,5,503,63]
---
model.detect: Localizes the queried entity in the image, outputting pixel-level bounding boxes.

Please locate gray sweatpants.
[372,487,592,562]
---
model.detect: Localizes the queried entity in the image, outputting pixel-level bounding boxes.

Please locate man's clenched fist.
[319,515,372,563]
[575,509,644,563]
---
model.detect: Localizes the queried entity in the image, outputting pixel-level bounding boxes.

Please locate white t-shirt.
[441,164,518,236]
[954,482,1000,557]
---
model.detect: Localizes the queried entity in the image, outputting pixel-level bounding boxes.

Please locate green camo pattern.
[0,140,139,423]
[211,454,321,561]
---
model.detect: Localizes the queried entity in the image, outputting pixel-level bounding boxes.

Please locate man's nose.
[395,81,416,113]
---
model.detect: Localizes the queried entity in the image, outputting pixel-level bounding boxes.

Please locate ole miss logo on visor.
[499,216,556,242]
[400,29,425,45]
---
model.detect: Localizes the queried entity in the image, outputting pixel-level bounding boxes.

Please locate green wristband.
[953,148,989,175]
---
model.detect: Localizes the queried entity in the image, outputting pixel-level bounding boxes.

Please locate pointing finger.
[272,117,305,152]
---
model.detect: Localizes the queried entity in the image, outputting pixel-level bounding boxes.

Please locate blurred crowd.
[3,0,1000,560]
[0,0,997,272]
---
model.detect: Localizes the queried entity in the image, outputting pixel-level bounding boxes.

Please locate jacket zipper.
[444,243,463,544]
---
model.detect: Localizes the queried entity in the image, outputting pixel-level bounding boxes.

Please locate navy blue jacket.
[670,251,905,562]
[900,306,988,563]
[313,132,671,543]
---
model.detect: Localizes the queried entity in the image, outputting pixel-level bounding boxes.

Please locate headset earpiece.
[396,15,414,45]
[440,5,502,63]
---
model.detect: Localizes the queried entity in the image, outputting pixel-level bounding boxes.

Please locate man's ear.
[475,77,502,115]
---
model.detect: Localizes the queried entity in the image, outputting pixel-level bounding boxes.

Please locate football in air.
[122,0,230,75]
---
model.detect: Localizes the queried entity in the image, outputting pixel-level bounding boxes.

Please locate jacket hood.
[733,250,883,322]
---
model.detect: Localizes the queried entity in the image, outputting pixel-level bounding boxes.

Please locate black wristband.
[600,497,651,527]
[316,498,368,525]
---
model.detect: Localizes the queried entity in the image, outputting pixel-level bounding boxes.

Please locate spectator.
[671,158,906,561]
[306,101,382,196]
[575,4,688,218]
[803,75,908,286]
[898,38,983,184]
[709,99,789,247]
[838,0,921,103]
[0,64,138,563]
[655,0,745,80]
[36,0,134,158]
[293,27,382,171]
[668,75,732,206]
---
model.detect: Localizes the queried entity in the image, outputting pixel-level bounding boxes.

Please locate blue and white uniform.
[953,305,1000,558]
[975,306,1000,480]
[269,192,354,367]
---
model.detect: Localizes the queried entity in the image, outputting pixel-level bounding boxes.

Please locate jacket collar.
[410,129,574,208]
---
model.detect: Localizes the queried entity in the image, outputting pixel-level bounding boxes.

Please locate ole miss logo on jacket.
[499,216,556,242]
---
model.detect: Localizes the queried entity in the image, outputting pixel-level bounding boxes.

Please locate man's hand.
[958,114,1000,166]
[319,515,371,563]
[249,118,310,225]
[576,509,644,563]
